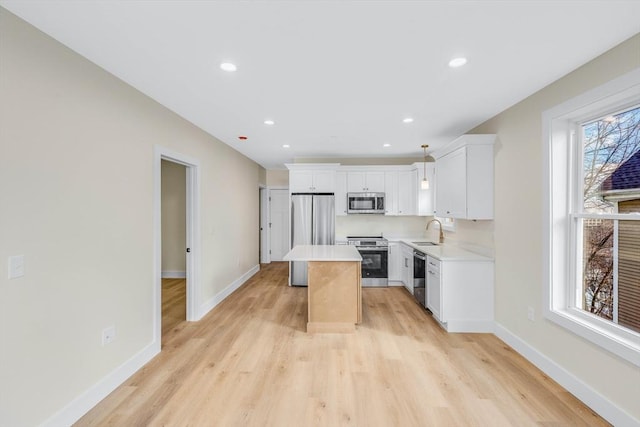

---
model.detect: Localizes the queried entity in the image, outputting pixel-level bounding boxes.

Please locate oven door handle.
[356,247,388,251]
[413,252,426,261]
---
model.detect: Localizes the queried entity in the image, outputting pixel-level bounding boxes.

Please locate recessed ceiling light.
[403,118,414,123]
[220,62,237,72]
[264,120,275,125]
[448,57,467,68]
[383,143,391,147]
[282,144,290,148]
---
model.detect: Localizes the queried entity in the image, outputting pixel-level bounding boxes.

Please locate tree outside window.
[581,105,640,331]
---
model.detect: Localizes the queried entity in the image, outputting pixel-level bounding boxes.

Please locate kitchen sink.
[412,241,438,246]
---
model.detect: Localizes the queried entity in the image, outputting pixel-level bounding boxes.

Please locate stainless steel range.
[347,236,388,287]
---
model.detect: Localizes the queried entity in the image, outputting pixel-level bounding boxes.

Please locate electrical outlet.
[102,326,116,346]
[8,255,25,279]
[527,306,535,322]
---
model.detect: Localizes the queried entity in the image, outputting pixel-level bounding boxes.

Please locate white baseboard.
[161,270,186,279]
[40,265,260,426]
[198,264,260,319]
[445,319,495,333]
[494,323,638,427]
[41,341,160,427]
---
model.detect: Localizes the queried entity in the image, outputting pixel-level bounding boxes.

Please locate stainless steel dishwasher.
[413,250,426,307]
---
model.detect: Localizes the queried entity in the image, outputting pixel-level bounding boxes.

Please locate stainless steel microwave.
[347,192,385,214]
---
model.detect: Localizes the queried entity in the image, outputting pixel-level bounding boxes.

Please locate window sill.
[544,307,640,367]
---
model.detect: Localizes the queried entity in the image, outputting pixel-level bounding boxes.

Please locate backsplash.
[336,215,429,239]
[336,215,495,257]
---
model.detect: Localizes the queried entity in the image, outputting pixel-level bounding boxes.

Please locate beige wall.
[161,160,186,274]
[467,33,640,420]
[266,169,289,187]
[258,166,267,186]
[0,9,260,426]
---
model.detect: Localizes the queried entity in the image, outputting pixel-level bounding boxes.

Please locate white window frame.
[542,68,640,367]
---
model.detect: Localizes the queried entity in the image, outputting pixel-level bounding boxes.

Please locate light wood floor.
[75,262,608,426]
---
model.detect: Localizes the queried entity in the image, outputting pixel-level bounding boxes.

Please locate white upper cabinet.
[434,135,495,220]
[286,164,339,193]
[335,171,348,216]
[384,171,399,215]
[347,171,385,193]
[415,162,435,216]
[397,170,417,216]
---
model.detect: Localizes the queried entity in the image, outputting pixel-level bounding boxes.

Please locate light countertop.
[392,238,494,262]
[283,245,362,262]
[406,243,492,261]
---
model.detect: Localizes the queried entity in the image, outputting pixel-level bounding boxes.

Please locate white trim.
[42,264,259,426]
[285,163,340,170]
[40,342,159,427]
[161,270,186,279]
[154,146,201,329]
[494,324,638,427]
[444,319,494,333]
[432,133,496,159]
[198,264,260,318]
[542,68,640,367]
[260,187,270,264]
[572,212,640,220]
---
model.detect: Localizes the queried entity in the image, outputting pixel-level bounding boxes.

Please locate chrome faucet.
[426,219,444,244]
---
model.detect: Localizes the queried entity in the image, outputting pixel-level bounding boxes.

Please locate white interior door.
[269,189,289,261]
[259,187,269,263]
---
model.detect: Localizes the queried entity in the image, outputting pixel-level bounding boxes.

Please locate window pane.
[582,105,640,213]
[618,218,640,333]
[581,106,640,332]
[581,218,614,321]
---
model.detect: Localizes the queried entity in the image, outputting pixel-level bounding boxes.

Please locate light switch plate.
[8,255,25,279]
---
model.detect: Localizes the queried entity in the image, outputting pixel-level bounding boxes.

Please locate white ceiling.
[2,1,640,169]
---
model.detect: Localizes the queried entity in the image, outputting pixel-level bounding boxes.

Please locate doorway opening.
[154,147,200,349]
[258,187,289,264]
[160,160,187,343]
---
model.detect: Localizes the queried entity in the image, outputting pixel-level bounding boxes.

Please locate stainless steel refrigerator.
[290,193,335,286]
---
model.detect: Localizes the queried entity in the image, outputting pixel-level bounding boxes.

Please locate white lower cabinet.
[400,243,414,294]
[426,256,441,320]
[387,242,402,283]
[426,256,494,333]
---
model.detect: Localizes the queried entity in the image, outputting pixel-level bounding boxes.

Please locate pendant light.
[421,144,430,190]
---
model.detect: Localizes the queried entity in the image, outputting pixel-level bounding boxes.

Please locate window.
[543,69,640,367]
[579,107,640,332]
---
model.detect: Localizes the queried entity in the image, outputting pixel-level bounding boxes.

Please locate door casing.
[153,146,201,347]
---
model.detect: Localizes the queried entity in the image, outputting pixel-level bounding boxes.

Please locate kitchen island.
[283,245,362,333]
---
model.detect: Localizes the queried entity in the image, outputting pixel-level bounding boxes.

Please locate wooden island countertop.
[283,245,362,333]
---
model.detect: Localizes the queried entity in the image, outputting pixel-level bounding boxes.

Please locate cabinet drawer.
[426,256,440,274]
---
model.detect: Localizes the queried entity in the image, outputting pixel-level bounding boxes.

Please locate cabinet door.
[384,171,398,215]
[401,244,414,294]
[426,256,442,321]
[398,170,417,216]
[365,172,386,192]
[335,172,348,216]
[347,172,367,192]
[387,242,402,281]
[416,163,435,216]
[435,147,466,218]
[289,170,314,192]
[311,170,335,193]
